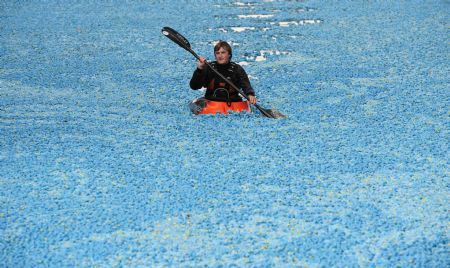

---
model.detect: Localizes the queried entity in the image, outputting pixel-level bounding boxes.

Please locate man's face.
[215,47,230,64]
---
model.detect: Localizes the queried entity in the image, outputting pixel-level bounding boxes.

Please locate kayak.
[189,98,250,115]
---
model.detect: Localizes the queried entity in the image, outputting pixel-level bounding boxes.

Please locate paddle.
[161,26,286,119]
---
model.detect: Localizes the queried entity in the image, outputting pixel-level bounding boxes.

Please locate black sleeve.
[236,65,255,96]
[190,68,208,90]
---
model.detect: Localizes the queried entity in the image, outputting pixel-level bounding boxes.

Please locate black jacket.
[189,61,255,102]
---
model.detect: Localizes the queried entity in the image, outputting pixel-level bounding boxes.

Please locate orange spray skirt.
[199,100,250,115]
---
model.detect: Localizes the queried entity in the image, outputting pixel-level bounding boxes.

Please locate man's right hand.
[197,57,206,70]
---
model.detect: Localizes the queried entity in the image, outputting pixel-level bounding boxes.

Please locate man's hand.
[248,95,257,105]
[197,57,206,70]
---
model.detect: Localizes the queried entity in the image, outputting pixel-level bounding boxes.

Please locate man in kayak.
[189,41,257,115]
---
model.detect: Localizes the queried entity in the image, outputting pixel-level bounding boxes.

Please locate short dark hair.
[214,41,232,59]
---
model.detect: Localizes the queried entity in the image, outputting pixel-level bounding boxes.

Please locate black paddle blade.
[261,108,287,119]
[254,104,286,119]
[161,27,191,50]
